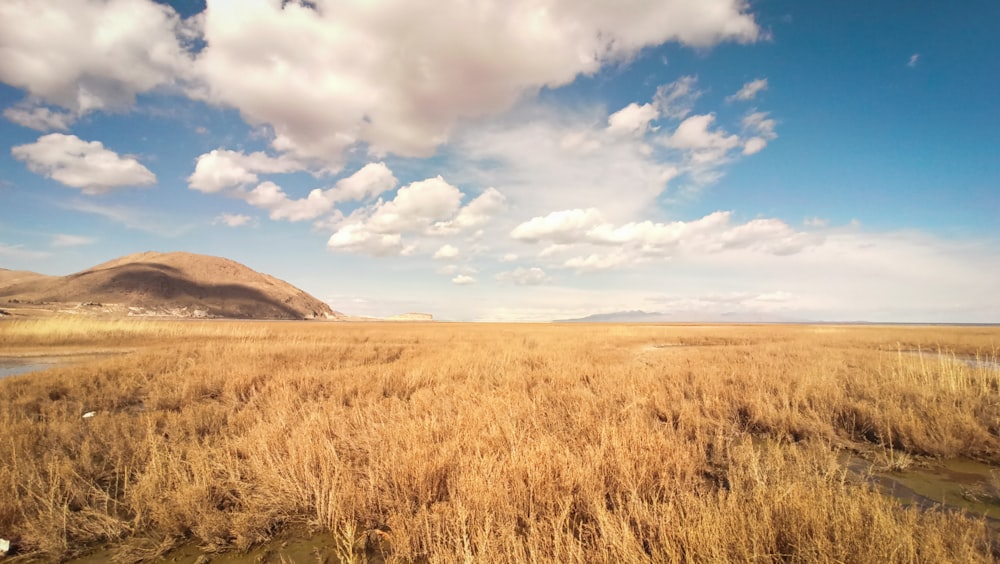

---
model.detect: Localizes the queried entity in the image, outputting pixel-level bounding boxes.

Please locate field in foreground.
[1,319,999,562]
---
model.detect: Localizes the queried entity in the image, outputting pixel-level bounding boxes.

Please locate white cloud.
[664,114,740,152]
[189,155,397,222]
[743,137,767,155]
[191,0,759,166]
[660,113,743,173]
[326,224,410,257]
[727,78,768,102]
[213,213,254,227]
[11,134,156,194]
[452,104,680,223]
[451,274,477,286]
[431,187,506,235]
[0,0,195,117]
[244,181,337,222]
[743,111,777,138]
[328,176,502,257]
[512,209,819,264]
[366,176,463,233]
[3,103,73,131]
[652,75,702,119]
[450,83,769,227]
[500,253,519,263]
[563,253,631,272]
[433,244,460,260]
[908,54,920,68]
[496,267,550,285]
[804,217,829,228]
[188,149,302,194]
[330,162,400,203]
[713,218,814,255]
[50,234,95,247]
[607,103,659,136]
[740,111,777,155]
[510,208,606,243]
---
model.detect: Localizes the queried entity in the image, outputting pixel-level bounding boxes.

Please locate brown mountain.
[0,251,339,320]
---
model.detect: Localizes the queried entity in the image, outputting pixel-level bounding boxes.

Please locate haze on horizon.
[0,0,997,323]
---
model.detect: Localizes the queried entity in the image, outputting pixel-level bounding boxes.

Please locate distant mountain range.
[556,310,803,323]
[0,251,340,320]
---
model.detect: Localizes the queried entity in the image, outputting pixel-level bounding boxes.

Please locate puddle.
[846,455,1000,521]
[0,357,65,379]
[0,353,121,379]
[67,527,389,564]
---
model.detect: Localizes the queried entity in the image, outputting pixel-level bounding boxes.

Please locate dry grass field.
[1,318,999,562]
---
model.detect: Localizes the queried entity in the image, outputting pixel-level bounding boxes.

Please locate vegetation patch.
[1,319,998,562]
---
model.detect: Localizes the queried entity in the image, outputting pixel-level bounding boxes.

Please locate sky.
[1,0,998,322]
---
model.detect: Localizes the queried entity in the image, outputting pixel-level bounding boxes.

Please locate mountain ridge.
[556,310,803,323]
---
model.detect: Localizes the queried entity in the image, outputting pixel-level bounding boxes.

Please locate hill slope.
[0,251,338,320]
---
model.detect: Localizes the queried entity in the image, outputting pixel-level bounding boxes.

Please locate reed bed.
[0,320,998,562]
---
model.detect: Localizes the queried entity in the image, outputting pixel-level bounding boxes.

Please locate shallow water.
[0,353,120,379]
[847,455,1000,521]
[68,527,386,564]
[0,357,64,379]
[903,350,1000,371]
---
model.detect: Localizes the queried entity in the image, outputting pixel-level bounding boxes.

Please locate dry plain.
[1,318,999,562]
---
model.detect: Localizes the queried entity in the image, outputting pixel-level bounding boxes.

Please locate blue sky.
[1,0,997,322]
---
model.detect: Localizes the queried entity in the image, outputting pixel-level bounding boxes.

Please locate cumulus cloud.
[327,225,411,257]
[606,103,659,136]
[364,177,463,233]
[11,134,156,194]
[0,0,195,120]
[727,78,768,101]
[451,274,476,286]
[664,114,740,153]
[50,234,95,247]
[433,244,460,260]
[510,208,606,243]
[189,155,397,222]
[660,113,743,174]
[496,267,550,285]
[213,213,254,227]
[430,187,506,235]
[512,209,819,264]
[328,177,504,256]
[188,150,303,194]
[191,0,759,166]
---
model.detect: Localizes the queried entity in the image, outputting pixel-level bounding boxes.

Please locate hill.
[0,251,339,320]
[557,310,802,323]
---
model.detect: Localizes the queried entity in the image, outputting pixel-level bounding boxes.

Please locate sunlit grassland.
[1,319,999,562]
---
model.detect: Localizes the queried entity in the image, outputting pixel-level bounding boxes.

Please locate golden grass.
[1,320,999,562]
